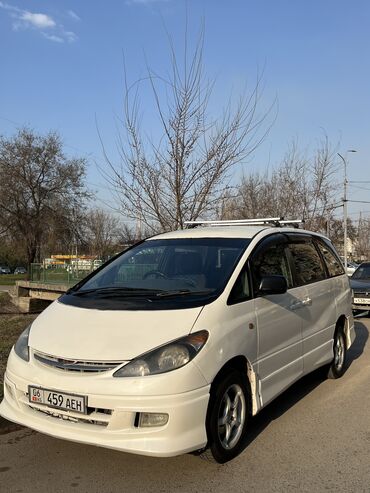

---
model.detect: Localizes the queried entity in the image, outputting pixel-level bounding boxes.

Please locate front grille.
[33,351,124,373]
[353,291,370,297]
[28,405,110,427]
[21,391,113,427]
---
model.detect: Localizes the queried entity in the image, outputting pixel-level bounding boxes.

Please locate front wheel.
[327,329,347,379]
[200,370,250,463]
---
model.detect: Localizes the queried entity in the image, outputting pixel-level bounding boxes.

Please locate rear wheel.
[200,370,250,463]
[327,328,347,379]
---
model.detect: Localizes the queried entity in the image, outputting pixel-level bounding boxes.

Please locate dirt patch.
[0,292,18,314]
[0,294,38,394]
[0,416,23,435]
[0,293,38,431]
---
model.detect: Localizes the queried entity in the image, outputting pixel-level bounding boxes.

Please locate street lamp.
[337,150,357,271]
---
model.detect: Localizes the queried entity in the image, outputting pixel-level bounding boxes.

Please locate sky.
[0,0,370,222]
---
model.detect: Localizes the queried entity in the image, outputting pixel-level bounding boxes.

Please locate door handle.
[289,297,312,310]
[301,297,312,306]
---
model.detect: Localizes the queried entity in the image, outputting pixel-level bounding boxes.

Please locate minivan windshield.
[62,237,250,310]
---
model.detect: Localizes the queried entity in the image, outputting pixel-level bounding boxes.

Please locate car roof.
[149,226,327,241]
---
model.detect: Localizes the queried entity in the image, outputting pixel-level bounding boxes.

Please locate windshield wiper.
[73,287,164,297]
[155,289,213,298]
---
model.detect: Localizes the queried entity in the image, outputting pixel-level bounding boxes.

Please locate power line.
[348,184,370,192]
[347,210,370,216]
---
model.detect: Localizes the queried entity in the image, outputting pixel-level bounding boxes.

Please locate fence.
[30,263,156,286]
[30,263,96,285]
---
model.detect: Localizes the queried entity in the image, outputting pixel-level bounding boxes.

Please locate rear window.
[316,239,345,277]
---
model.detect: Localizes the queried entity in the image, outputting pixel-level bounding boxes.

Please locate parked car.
[0,265,11,274]
[339,257,359,277]
[0,219,354,463]
[350,262,370,314]
[14,267,27,275]
[346,261,359,277]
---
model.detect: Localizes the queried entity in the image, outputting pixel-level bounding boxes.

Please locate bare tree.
[223,137,339,232]
[86,208,120,259]
[0,128,89,265]
[115,223,140,246]
[328,217,356,255]
[44,205,88,258]
[101,29,274,232]
[354,215,370,260]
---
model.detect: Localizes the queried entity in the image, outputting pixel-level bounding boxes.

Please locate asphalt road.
[1,318,370,493]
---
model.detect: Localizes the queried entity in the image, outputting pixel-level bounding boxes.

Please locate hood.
[29,300,203,361]
[350,279,370,291]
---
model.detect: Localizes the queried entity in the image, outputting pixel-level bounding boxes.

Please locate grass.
[0,274,27,286]
[0,293,37,400]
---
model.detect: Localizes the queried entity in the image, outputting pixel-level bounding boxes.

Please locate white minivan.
[0,219,354,463]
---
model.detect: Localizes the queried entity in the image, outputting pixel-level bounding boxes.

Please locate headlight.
[114,330,209,377]
[14,325,31,362]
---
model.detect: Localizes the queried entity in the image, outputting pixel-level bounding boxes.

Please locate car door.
[250,234,305,407]
[287,234,335,373]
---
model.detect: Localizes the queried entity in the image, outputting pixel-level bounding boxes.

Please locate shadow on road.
[241,319,369,453]
[346,319,369,366]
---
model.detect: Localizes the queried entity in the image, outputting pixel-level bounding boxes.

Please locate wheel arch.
[336,314,351,349]
[210,355,259,416]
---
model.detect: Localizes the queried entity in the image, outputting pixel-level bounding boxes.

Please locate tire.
[200,370,250,464]
[327,328,347,379]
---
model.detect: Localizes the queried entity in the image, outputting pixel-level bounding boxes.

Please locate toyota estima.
[1,218,354,463]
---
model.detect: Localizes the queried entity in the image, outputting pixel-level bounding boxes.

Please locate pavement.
[0,318,370,492]
[0,286,10,292]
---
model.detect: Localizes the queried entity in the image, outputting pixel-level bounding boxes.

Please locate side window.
[316,239,345,277]
[251,242,293,294]
[228,266,251,305]
[289,241,326,286]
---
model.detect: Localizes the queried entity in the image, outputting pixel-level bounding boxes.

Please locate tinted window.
[316,239,344,277]
[289,241,326,286]
[228,267,251,304]
[251,242,293,293]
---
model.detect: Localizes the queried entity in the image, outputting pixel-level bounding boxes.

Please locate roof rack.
[184,218,304,229]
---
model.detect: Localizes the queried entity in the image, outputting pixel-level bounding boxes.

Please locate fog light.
[137,412,169,428]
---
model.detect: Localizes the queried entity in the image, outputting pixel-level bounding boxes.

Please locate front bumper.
[0,356,210,457]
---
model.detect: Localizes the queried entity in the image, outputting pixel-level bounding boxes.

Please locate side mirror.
[259,275,287,295]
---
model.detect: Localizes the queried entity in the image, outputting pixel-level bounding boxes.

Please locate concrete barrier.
[11,281,69,313]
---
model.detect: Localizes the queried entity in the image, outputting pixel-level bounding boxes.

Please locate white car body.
[0,225,355,460]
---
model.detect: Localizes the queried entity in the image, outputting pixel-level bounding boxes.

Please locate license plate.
[28,386,87,414]
[353,298,370,305]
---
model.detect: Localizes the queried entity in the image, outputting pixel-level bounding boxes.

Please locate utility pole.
[337,150,357,271]
[358,211,363,260]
